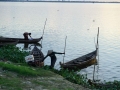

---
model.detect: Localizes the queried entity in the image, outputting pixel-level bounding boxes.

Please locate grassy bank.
[0,45,120,90]
[0,62,90,90]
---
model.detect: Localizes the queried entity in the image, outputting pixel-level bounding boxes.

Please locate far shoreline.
[0,1,120,3]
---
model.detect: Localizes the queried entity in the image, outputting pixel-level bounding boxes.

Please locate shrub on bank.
[0,45,29,63]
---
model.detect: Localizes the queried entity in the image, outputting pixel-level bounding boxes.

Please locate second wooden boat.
[60,50,97,70]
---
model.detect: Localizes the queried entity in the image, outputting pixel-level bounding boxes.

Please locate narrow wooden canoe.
[0,37,42,43]
[0,40,19,47]
[60,50,97,70]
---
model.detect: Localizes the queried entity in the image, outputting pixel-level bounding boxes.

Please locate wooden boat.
[0,40,19,47]
[60,50,97,70]
[60,28,100,70]
[0,37,42,43]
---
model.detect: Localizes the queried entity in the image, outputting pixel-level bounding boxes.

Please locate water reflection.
[26,43,42,50]
[18,43,42,51]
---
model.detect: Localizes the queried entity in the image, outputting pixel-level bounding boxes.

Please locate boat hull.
[0,40,18,47]
[60,50,97,70]
[0,37,42,43]
[60,58,97,70]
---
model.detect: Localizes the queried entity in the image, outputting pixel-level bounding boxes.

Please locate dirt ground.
[0,68,91,90]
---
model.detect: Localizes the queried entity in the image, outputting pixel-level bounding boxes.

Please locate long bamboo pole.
[93,27,99,81]
[41,18,47,46]
[96,27,99,51]
[63,36,67,64]
[96,27,99,72]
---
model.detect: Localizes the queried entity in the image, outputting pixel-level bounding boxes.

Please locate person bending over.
[42,50,65,68]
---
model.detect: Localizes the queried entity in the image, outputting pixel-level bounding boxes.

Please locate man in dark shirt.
[42,50,65,68]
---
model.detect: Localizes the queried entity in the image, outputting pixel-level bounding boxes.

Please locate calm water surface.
[0,2,120,82]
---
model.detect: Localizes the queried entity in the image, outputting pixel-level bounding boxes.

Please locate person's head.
[29,33,31,35]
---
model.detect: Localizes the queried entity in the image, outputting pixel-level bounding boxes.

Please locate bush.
[0,45,29,63]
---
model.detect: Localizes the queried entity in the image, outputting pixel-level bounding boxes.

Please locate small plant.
[0,45,29,63]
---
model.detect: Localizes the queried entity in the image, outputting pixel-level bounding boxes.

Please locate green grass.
[0,45,29,63]
[32,80,50,87]
[0,75,25,90]
[0,62,56,77]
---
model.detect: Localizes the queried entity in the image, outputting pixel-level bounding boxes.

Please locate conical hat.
[47,50,53,55]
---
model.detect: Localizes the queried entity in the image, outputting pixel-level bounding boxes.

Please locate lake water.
[0,2,120,82]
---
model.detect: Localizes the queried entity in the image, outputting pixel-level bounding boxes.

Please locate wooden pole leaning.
[93,27,99,81]
[41,18,47,46]
[63,36,67,64]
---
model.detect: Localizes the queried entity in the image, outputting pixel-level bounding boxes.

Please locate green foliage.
[43,66,120,90]
[43,66,87,86]
[0,62,56,77]
[0,45,29,63]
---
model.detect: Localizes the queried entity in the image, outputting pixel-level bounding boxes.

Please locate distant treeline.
[0,0,120,3]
